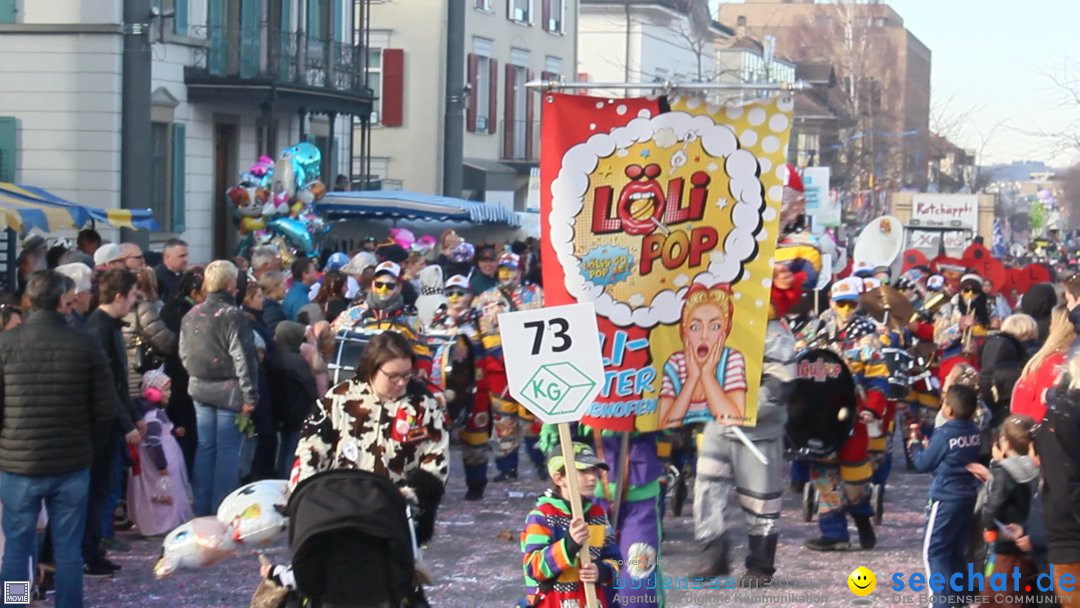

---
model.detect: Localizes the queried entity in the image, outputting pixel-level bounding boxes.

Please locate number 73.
[523,318,572,355]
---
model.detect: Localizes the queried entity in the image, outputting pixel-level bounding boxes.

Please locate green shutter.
[277,0,292,81]
[307,0,322,39]
[240,0,261,78]
[329,135,338,184]
[0,0,15,24]
[207,0,225,75]
[171,123,186,233]
[332,0,342,43]
[0,117,16,183]
[174,0,188,35]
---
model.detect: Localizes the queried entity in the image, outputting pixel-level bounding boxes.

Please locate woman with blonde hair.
[1012,305,1075,421]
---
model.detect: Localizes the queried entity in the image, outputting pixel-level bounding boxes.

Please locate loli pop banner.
[540,92,793,431]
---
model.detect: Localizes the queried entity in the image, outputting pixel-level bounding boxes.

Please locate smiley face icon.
[848,566,876,596]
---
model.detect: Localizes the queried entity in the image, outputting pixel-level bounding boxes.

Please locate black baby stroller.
[286,469,430,608]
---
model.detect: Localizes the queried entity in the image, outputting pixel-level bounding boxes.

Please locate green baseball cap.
[546,442,609,476]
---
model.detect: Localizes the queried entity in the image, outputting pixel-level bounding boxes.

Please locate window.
[469,38,497,134]
[873,17,887,27]
[149,122,185,233]
[543,0,564,33]
[366,48,382,124]
[507,0,531,24]
[474,0,492,10]
[0,117,15,182]
[736,16,747,28]
[476,56,492,131]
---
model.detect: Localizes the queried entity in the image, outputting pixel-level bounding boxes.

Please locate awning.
[315,190,520,227]
[0,182,160,232]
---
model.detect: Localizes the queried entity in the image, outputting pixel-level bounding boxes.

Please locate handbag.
[134,334,165,373]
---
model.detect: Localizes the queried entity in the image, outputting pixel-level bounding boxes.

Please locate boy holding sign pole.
[521,439,622,608]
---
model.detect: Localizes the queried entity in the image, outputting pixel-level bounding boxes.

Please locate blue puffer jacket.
[910,418,982,501]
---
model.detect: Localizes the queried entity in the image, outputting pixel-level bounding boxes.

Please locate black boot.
[854,515,876,550]
[464,481,485,501]
[741,534,778,586]
[691,535,730,579]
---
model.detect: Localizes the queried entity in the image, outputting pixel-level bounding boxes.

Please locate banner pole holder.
[526,79,810,93]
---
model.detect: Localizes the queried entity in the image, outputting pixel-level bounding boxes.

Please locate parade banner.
[540,93,793,431]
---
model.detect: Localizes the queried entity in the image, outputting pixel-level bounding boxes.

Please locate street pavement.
[80,442,934,607]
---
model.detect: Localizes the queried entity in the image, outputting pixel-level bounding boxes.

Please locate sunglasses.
[835,300,857,309]
[962,287,975,293]
[446,289,467,297]
[374,281,397,290]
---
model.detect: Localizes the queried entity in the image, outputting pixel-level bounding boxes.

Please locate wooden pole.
[557,423,598,608]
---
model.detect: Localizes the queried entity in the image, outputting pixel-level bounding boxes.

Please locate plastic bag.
[154,516,238,577]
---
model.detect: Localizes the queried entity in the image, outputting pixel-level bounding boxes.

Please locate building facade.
[0,0,372,261]
[364,0,576,210]
[718,0,931,190]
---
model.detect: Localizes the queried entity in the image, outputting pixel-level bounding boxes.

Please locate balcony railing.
[500,119,540,162]
[191,26,369,96]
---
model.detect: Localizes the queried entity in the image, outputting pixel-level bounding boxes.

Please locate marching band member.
[939,273,997,361]
[430,275,489,500]
[332,261,433,377]
[800,277,885,552]
[474,252,545,482]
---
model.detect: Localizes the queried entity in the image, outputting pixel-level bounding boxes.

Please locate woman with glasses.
[291,330,448,537]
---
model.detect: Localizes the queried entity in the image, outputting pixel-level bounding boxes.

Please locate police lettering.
[948,434,981,449]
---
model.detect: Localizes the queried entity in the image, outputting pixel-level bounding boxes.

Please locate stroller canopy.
[287,469,416,606]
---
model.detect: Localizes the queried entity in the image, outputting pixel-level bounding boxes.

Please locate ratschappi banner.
[540,93,793,431]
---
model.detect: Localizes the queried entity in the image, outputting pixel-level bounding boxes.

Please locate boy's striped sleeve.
[521,509,576,585]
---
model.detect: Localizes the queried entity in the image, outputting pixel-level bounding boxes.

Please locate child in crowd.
[908,384,983,606]
[127,368,194,537]
[981,415,1041,608]
[521,443,622,608]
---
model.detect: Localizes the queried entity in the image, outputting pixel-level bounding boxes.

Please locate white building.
[0,0,371,261]
[364,0,577,210]
[578,0,795,102]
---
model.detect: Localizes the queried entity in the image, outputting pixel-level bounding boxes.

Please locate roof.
[795,63,836,87]
[580,0,736,36]
[0,182,160,233]
[314,190,521,227]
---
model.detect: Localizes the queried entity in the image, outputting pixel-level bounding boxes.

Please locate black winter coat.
[84,308,138,433]
[160,296,196,434]
[267,347,318,432]
[979,332,1029,426]
[0,311,117,475]
[1037,381,1080,564]
[122,299,177,399]
[982,456,1040,555]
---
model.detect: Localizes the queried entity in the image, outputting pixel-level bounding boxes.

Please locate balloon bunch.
[389,228,438,255]
[154,480,289,577]
[228,142,331,257]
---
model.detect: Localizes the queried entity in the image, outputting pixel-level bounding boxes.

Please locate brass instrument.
[910,292,948,324]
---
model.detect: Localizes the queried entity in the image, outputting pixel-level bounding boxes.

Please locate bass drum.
[881,347,915,400]
[430,335,477,426]
[786,349,858,460]
[328,330,377,386]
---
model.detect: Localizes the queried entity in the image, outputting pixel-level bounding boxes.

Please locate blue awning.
[0,183,160,232]
[314,190,520,227]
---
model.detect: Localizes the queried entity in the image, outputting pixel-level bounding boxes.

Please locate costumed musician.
[795,277,885,551]
[473,252,545,483]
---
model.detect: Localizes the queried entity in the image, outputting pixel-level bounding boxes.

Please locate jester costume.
[474,281,545,479]
[331,295,434,377]
[429,305,489,497]
[797,305,887,550]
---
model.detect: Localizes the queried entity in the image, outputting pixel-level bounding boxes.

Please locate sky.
[717,0,1080,168]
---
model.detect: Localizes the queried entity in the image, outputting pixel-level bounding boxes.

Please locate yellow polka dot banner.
[539,92,793,431]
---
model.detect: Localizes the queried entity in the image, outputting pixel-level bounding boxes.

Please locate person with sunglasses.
[429,274,488,499]
[796,277,887,552]
[332,261,434,379]
[941,273,997,362]
[473,252,545,483]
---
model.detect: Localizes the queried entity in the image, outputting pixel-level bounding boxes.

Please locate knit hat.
[93,243,124,267]
[141,368,171,403]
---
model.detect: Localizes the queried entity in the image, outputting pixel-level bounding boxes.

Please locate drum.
[328,330,377,386]
[881,347,915,400]
[786,348,858,460]
[430,335,478,426]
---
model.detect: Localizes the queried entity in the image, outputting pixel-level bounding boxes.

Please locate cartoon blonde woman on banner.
[658,283,747,427]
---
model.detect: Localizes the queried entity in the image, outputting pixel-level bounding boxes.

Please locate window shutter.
[0,117,15,182]
[541,0,550,31]
[381,49,405,127]
[174,0,188,35]
[488,58,498,135]
[466,53,478,133]
[170,123,186,233]
[503,64,515,158]
[0,0,14,24]
[332,0,343,42]
[240,0,261,78]
[525,69,534,159]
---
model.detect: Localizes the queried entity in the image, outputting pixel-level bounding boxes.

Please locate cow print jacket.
[292,378,449,503]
